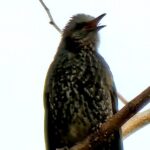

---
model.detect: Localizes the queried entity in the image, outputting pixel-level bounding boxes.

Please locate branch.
[39,0,62,33]
[117,92,128,104]
[70,87,150,150]
[118,93,150,138]
[122,109,150,139]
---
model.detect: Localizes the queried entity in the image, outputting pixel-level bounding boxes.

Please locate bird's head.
[62,13,106,51]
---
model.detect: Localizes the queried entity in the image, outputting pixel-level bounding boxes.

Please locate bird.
[43,13,123,150]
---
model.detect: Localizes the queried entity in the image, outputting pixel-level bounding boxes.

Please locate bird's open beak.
[85,13,106,31]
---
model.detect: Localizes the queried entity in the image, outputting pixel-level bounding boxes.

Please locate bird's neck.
[60,37,97,54]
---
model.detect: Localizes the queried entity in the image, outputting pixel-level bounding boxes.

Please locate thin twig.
[122,109,150,139]
[70,86,150,150]
[39,0,62,33]
[117,92,128,104]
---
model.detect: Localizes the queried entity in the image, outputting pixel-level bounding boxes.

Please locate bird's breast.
[49,50,114,147]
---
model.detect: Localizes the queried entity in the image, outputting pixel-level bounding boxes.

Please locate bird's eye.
[75,23,85,30]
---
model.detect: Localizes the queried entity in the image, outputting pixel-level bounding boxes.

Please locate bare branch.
[117,92,128,104]
[122,109,150,139]
[70,87,150,150]
[39,0,62,33]
[118,93,150,138]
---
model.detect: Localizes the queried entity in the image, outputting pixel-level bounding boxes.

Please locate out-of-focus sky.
[0,0,150,150]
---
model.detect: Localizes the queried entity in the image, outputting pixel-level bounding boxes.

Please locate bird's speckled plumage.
[44,14,123,150]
